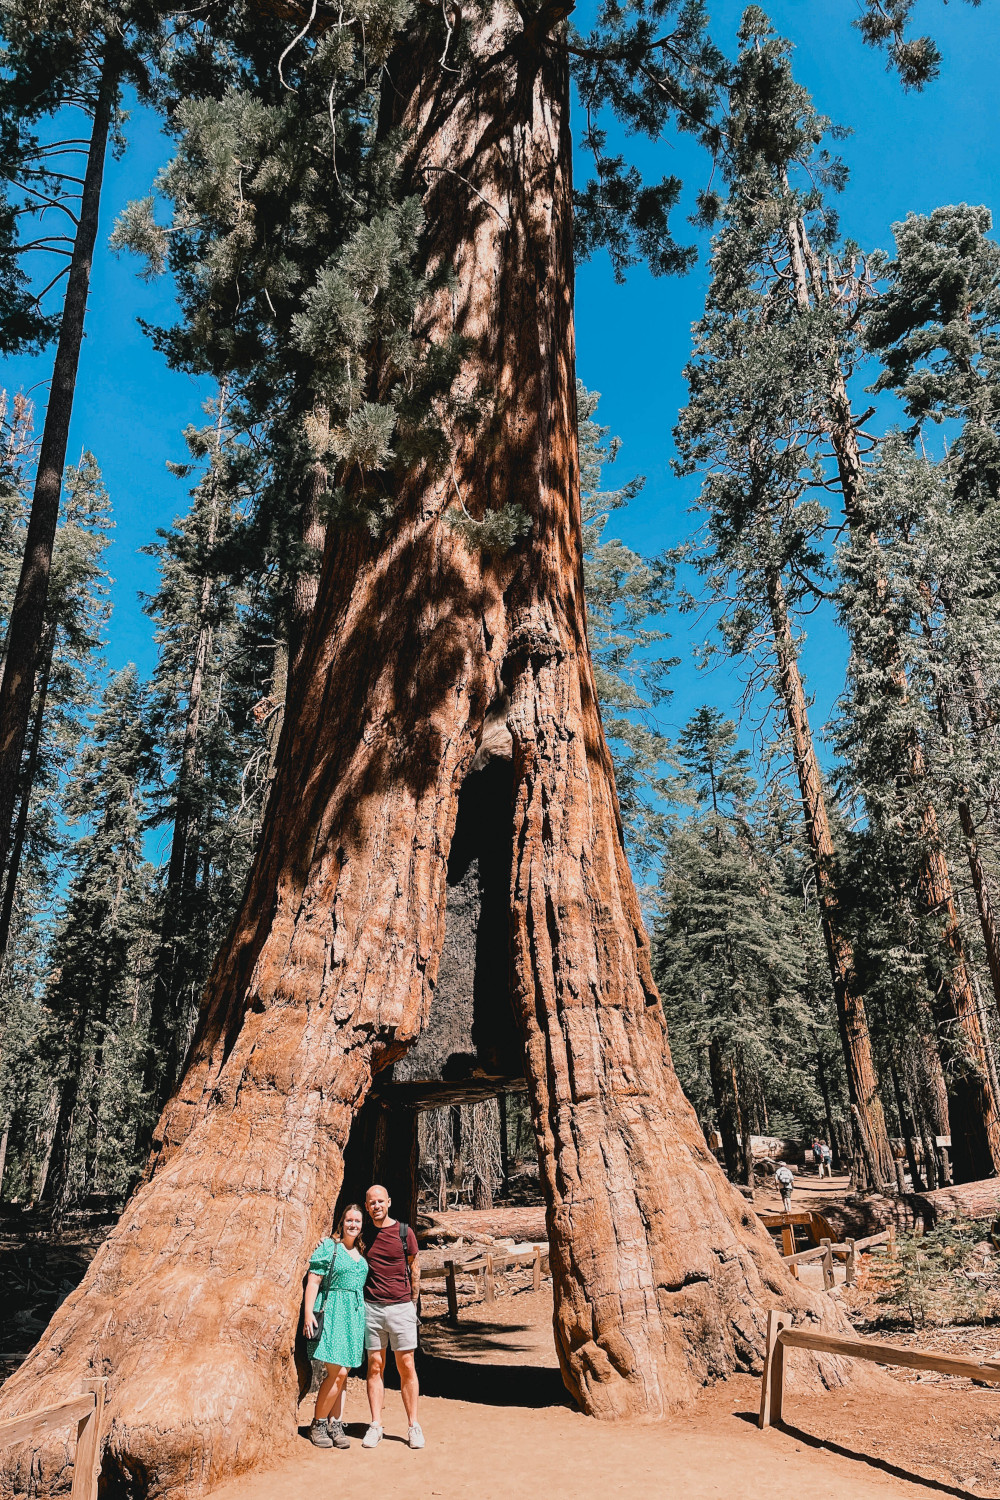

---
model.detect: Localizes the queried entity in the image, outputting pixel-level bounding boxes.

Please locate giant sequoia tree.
[0,3,849,1493]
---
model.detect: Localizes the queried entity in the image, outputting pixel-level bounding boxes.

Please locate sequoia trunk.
[0,11,843,1493]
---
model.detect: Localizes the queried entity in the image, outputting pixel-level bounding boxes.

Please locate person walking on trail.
[303,1203,369,1450]
[817,1141,833,1179]
[775,1162,795,1212]
[361,1183,424,1451]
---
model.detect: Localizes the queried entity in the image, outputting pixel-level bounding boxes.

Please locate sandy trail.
[209,1380,963,1500]
[209,1286,1000,1499]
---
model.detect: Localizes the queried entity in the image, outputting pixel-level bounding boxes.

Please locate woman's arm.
[303,1271,323,1337]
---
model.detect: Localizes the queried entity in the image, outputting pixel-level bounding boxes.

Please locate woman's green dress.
[307,1238,369,1368]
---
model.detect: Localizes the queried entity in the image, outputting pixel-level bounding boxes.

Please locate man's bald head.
[366,1184,390,1226]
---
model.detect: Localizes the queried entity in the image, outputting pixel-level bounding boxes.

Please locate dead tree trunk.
[0,13,843,1492]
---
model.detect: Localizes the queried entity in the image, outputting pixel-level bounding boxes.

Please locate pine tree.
[685,7,1000,1184]
[141,393,270,1129]
[578,383,673,872]
[0,451,113,1200]
[854,0,985,89]
[865,207,1000,1004]
[40,666,156,1214]
[673,11,894,1189]
[654,709,834,1182]
[0,1,163,906]
[0,452,113,960]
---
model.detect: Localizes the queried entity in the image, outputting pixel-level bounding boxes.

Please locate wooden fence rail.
[429,1244,550,1323]
[0,1379,105,1500]
[758,1310,1000,1429]
[782,1225,895,1288]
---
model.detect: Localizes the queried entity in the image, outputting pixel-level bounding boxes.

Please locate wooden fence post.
[445,1261,458,1325]
[821,1238,834,1291]
[845,1237,856,1286]
[484,1253,495,1304]
[532,1245,541,1292]
[70,1379,105,1500]
[758,1311,791,1429]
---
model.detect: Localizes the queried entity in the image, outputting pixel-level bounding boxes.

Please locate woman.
[303,1203,368,1448]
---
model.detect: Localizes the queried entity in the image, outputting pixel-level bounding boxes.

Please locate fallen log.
[820,1178,1000,1239]
[416,1206,548,1245]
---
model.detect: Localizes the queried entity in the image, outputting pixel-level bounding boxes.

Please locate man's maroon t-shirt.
[364,1221,418,1304]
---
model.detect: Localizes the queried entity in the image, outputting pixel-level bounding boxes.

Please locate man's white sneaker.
[361,1423,383,1449]
[408,1423,425,1450]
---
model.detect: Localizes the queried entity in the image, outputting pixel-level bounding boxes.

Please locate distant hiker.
[775,1162,795,1212]
[361,1183,423,1451]
[304,1203,369,1450]
[817,1141,833,1178]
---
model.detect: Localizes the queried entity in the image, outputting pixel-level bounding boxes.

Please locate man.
[774,1161,795,1213]
[361,1183,423,1450]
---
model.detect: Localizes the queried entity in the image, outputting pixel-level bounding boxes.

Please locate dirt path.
[207,1287,1000,1499]
[209,1373,991,1500]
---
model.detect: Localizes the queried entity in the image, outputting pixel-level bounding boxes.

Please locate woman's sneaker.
[309,1418,334,1448]
[408,1423,425,1449]
[329,1420,350,1449]
[361,1423,383,1448]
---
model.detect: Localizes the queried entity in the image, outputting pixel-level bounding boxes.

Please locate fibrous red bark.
[0,11,845,1494]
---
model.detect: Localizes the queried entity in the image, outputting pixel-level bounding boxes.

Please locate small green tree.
[654,708,823,1181]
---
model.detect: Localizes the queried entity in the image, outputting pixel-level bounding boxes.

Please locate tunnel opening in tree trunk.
[338,752,527,1225]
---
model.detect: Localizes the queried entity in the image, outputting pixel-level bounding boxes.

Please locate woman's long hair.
[333,1202,365,1254]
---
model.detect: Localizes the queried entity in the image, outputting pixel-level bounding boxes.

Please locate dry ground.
[208,1280,1000,1500]
[7,1194,1000,1497]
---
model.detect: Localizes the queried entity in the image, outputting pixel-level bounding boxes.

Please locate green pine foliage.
[653,709,845,1164]
[140,393,274,1114]
[34,666,157,1208]
[578,383,674,871]
[0,452,115,1196]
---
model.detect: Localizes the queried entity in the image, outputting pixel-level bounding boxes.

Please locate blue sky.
[3,0,999,766]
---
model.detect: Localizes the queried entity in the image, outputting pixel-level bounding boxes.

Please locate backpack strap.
[398,1220,412,1287]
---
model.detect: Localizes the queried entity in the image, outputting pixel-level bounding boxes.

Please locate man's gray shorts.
[364,1298,419,1353]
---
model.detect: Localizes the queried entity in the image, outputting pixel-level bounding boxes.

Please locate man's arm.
[408,1252,420,1303]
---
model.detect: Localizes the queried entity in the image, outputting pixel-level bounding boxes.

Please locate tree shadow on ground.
[417,1349,571,1408]
[733,1409,979,1499]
